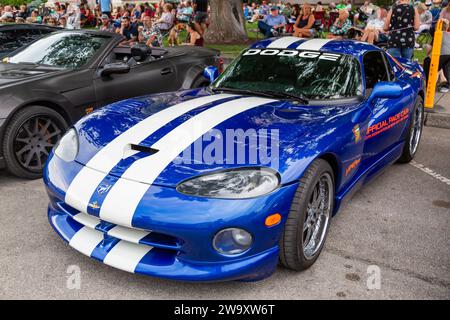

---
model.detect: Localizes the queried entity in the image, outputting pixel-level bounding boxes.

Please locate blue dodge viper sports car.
[44,37,425,282]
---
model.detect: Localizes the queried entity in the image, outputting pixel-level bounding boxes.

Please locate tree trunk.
[205,0,248,44]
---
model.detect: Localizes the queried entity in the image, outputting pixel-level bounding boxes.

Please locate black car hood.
[0,63,64,87]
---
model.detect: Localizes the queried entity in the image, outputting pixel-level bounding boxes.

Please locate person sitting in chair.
[327,9,352,39]
[258,6,286,38]
[293,4,316,38]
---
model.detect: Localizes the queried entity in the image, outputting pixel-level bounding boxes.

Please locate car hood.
[74,89,357,186]
[0,62,64,87]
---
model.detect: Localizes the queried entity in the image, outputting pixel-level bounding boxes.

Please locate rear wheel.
[279,159,334,271]
[191,75,210,88]
[2,106,68,179]
[398,97,424,163]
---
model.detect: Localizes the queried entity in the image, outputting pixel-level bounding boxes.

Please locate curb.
[425,112,450,129]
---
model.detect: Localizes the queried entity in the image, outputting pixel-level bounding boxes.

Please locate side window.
[383,53,396,81]
[0,30,19,52]
[363,51,389,93]
[15,29,40,46]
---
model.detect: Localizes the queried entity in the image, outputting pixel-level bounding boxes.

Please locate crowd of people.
[249,1,449,56]
[0,0,449,91]
[0,0,209,47]
[245,0,449,91]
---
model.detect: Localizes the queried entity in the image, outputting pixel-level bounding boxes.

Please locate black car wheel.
[398,96,424,163]
[191,75,210,88]
[279,159,334,271]
[2,106,68,179]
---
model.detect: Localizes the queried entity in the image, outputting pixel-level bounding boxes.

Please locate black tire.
[398,96,424,163]
[191,75,210,88]
[2,106,68,179]
[279,159,334,271]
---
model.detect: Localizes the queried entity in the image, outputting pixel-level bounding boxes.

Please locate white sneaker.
[439,86,449,93]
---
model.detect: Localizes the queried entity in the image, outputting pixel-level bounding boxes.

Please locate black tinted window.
[0,30,20,52]
[363,51,389,91]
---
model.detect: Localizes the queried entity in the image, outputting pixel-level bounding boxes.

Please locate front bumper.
[44,154,298,282]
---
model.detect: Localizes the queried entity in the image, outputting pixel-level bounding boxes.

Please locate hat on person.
[101,14,109,19]
[425,0,432,6]
[270,6,279,11]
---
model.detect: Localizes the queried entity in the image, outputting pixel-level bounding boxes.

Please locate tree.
[205,0,248,44]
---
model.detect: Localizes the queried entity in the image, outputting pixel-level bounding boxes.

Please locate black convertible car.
[0,30,221,179]
[0,23,60,58]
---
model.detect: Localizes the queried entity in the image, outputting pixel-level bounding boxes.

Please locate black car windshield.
[7,32,109,69]
[212,48,363,100]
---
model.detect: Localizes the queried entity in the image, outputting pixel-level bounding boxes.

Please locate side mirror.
[203,66,219,84]
[368,82,402,103]
[100,62,130,77]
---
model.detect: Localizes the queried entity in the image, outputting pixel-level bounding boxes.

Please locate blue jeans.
[387,47,414,60]
[258,21,279,38]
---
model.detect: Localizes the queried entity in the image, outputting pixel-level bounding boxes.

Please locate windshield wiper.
[211,87,308,104]
[210,87,276,99]
[259,90,309,105]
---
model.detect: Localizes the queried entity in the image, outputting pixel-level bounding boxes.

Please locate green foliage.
[373,0,395,8]
[0,0,35,7]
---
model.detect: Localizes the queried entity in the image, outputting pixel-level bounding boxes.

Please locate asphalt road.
[0,127,449,300]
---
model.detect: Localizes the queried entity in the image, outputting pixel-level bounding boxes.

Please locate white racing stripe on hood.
[266,36,305,48]
[296,39,333,51]
[99,96,277,227]
[65,94,236,214]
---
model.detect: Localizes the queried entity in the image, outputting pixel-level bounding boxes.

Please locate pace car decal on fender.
[345,157,361,176]
[352,124,361,143]
[366,108,409,140]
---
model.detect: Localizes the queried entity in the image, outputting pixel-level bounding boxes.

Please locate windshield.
[8,32,109,69]
[212,49,363,100]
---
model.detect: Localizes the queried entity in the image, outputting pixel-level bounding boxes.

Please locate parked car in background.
[0,23,60,58]
[0,30,222,179]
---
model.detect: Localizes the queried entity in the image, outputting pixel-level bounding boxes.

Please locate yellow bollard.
[425,19,444,109]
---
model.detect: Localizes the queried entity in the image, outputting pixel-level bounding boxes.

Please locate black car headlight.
[54,128,79,162]
[176,167,280,199]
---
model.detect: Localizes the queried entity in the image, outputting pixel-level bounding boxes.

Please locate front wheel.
[398,96,424,163]
[279,159,334,271]
[2,106,68,179]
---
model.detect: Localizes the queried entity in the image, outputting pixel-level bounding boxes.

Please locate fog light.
[213,228,252,255]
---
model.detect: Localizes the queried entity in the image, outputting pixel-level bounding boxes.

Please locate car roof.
[250,37,382,57]
[50,28,123,39]
[0,23,62,30]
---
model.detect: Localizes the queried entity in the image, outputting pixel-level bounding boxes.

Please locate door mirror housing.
[368,82,402,103]
[100,62,130,77]
[203,66,219,84]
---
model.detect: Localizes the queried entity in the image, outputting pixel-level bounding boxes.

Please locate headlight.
[213,228,253,255]
[54,128,79,162]
[176,168,280,199]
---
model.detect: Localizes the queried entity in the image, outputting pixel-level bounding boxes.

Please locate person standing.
[100,0,112,18]
[383,0,420,59]
[193,0,208,36]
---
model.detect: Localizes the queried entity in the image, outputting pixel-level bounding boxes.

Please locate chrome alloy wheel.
[303,173,333,260]
[409,102,423,156]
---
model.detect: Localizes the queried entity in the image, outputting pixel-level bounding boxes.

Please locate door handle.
[161,68,173,75]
